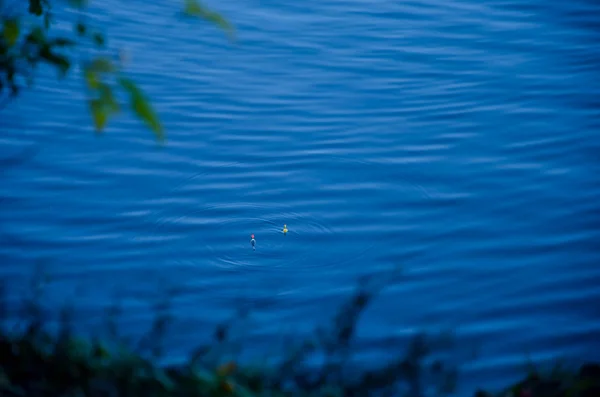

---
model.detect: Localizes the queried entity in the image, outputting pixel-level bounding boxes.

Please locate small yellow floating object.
[283,224,288,234]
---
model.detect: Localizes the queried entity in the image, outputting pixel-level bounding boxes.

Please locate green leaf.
[83,57,116,89]
[86,81,120,130]
[10,82,19,96]
[29,0,44,15]
[50,37,76,47]
[40,50,71,77]
[98,83,120,114]
[89,99,108,131]
[88,57,115,73]
[153,368,176,391]
[26,73,36,87]
[25,26,46,45]
[92,33,105,47]
[118,77,164,140]
[3,19,20,46]
[75,22,86,36]
[183,0,235,39]
[83,68,99,89]
[44,12,52,30]
[0,60,17,97]
[92,341,111,360]
[68,0,89,9]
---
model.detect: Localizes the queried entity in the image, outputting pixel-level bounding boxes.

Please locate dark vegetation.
[0,271,458,397]
[0,269,599,397]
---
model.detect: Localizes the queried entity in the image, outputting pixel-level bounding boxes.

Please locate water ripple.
[2,0,600,394]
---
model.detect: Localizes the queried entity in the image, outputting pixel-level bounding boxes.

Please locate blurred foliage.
[0,270,598,397]
[474,362,600,397]
[0,272,462,397]
[0,0,234,140]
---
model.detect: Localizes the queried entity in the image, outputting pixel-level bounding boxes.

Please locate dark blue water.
[2,0,600,394]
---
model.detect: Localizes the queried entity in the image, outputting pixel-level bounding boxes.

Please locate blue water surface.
[1,0,600,394]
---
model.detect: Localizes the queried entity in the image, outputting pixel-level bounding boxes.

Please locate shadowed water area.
[1,0,600,393]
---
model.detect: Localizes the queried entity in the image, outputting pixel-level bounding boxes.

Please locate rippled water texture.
[1,0,600,393]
